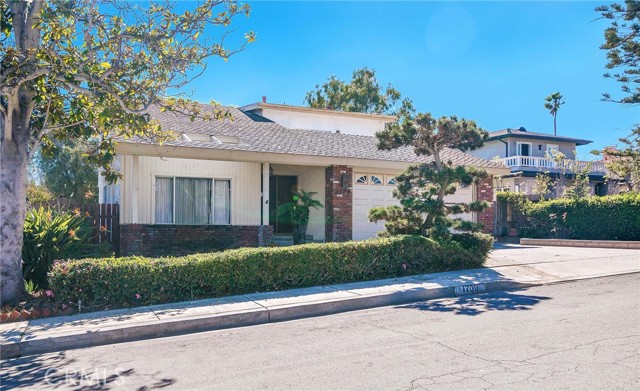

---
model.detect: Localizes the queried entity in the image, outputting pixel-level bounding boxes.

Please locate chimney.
[262,96,267,103]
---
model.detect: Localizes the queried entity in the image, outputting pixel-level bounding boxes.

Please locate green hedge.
[498,192,640,240]
[49,234,493,308]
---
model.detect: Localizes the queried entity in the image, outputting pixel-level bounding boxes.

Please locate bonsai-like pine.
[370,113,490,239]
[277,190,323,245]
[544,92,565,136]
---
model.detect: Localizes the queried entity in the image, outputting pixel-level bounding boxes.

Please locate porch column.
[262,162,270,226]
[476,177,495,234]
[325,165,353,242]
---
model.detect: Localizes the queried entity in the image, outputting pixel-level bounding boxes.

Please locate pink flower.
[135,293,141,299]
[62,304,67,309]
[45,290,54,298]
[402,263,407,270]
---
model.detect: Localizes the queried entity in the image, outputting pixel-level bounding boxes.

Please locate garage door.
[352,173,475,241]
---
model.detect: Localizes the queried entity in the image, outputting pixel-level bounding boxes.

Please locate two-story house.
[469,127,607,197]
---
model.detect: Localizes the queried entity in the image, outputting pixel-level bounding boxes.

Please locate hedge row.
[497,192,640,240]
[49,234,493,308]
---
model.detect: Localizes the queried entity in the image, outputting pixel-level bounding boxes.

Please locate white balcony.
[499,155,605,174]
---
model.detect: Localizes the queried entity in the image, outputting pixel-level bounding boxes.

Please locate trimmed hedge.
[498,192,640,240]
[49,234,493,308]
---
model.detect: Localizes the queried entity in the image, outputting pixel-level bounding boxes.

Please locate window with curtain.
[154,177,231,225]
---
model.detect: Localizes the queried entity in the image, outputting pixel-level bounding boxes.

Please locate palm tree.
[544,92,565,135]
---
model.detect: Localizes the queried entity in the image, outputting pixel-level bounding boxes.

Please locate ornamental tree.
[0,0,254,303]
[369,113,490,239]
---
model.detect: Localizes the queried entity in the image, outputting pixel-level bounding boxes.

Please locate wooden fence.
[30,201,120,254]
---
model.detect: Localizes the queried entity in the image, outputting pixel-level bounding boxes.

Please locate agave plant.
[22,207,95,289]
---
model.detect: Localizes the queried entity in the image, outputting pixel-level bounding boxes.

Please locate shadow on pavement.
[0,351,176,390]
[396,290,551,316]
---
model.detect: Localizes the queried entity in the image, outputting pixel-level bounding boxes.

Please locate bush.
[23,207,99,289]
[49,234,493,309]
[498,192,640,240]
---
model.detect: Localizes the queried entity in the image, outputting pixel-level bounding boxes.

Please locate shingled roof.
[117,104,503,169]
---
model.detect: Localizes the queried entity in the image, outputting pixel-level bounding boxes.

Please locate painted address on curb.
[454,283,487,296]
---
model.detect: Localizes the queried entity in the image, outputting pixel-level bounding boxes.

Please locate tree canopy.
[304,67,415,121]
[595,1,639,190]
[370,113,490,238]
[0,0,254,303]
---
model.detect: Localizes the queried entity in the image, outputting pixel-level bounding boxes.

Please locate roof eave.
[487,133,592,146]
[239,102,397,122]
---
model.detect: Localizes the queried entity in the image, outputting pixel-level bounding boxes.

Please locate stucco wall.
[507,138,576,159]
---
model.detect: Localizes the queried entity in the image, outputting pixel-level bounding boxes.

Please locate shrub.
[23,207,96,289]
[49,234,493,309]
[498,192,640,240]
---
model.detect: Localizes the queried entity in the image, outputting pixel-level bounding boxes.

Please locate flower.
[402,263,407,270]
[45,290,54,298]
[135,293,141,299]
[62,304,67,310]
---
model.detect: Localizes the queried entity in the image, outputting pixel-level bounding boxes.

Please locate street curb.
[1,278,537,360]
[2,273,635,360]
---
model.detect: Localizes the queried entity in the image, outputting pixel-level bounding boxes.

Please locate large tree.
[594,1,639,188]
[35,140,99,202]
[0,0,253,303]
[370,113,490,239]
[305,67,415,121]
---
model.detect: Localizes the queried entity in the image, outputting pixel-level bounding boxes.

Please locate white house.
[469,127,607,196]
[100,101,508,256]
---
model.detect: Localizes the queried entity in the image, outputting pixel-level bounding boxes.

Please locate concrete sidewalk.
[1,244,638,359]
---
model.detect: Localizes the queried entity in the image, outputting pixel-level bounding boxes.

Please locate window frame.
[153,175,232,225]
[516,141,533,156]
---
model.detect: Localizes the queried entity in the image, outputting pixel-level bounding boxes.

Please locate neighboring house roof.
[239,102,397,121]
[488,128,592,146]
[117,104,503,169]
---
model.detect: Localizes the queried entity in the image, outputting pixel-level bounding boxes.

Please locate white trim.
[151,174,233,225]
[516,141,533,156]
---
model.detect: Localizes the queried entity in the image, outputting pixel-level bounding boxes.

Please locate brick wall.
[119,224,273,257]
[476,177,495,234]
[325,165,353,242]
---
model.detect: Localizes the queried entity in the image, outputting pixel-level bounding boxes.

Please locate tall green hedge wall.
[497,192,640,240]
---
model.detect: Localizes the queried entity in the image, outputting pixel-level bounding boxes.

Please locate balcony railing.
[499,155,605,173]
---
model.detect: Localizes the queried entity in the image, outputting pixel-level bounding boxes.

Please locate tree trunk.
[0,116,29,304]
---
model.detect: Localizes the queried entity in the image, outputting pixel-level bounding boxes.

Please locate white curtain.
[175,178,212,224]
[155,177,174,224]
[214,180,230,224]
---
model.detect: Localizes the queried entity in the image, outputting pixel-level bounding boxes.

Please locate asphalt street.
[2,273,639,391]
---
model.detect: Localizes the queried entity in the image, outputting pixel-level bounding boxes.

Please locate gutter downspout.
[499,139,509,157]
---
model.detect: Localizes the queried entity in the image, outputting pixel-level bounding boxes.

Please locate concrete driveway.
[487,243,640,281]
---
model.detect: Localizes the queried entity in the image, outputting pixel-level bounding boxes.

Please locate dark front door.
[269,175,298,233]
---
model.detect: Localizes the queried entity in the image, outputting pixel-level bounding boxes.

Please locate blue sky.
[186,1,639,157]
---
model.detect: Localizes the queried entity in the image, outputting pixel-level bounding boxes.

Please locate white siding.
[120,155,262,225]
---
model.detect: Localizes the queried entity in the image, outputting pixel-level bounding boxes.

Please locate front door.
[269,175,298,233]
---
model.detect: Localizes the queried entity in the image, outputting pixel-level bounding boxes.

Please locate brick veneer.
[119,224,273,257]
[325,165,353,242]
[476,177,495,234]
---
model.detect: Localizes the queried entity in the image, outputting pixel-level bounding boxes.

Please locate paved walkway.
[1,244,638,359]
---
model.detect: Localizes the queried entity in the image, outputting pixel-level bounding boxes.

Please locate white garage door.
[352,173,475,241]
